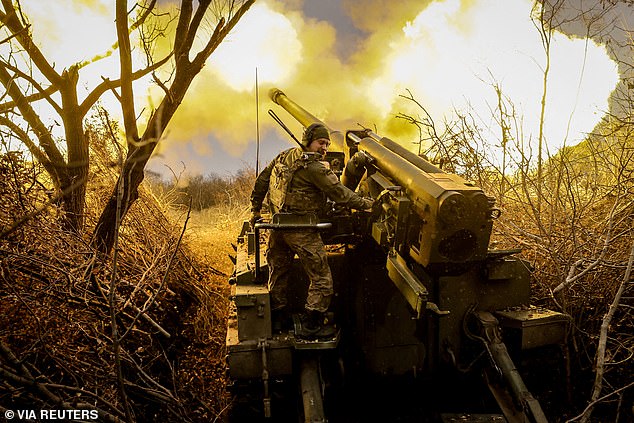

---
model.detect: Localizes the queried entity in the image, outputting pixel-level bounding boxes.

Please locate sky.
[11,0,623,181]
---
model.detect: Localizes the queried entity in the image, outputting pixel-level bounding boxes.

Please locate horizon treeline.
[145,166,256,211]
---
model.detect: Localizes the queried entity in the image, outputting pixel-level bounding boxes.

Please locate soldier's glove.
[249,210,262,229]
[367,198,386,222]
[362,197,374,212]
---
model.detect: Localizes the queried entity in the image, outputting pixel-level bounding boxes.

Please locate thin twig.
[0,341,123,422]
[553,195,621,293]
[110,134,134,423]
[566,380,634,423]
[577,240,634,423]
[0,176,87,239]
[120,198,192,340]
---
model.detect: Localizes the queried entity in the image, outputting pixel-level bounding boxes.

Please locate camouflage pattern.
[267,149,318,214]
[267,230,332,313]
[250,147,373,216]
[250,147,372,314]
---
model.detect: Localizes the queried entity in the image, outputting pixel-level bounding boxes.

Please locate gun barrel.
[269,88,344,152]
[269,88,321,128]
[358,137,448,203]
[358,136,492,263]
[365,131,444,174]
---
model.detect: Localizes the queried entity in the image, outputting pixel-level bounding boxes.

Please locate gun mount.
[226,88,570,422]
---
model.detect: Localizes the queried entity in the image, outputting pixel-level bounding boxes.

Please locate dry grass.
[0,151,246,422]
[172,205,250,276]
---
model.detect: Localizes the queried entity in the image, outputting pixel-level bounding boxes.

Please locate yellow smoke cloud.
[342,0,433,33]
[362,0,619,154]
[211,3,302,91]
[19,0,117,82]
[10,0,620,174]
[160,0,378,161]
[162,1,305,158]
[170,0,618,168]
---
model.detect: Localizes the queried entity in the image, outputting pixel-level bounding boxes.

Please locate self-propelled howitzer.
[226,88,570,423]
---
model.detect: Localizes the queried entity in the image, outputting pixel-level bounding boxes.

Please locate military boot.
[297,310,336,339]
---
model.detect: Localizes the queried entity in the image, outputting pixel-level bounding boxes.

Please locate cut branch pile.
[493,178,634,422]
[0,152,231,422]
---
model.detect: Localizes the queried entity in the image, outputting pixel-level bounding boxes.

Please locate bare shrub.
[0,126,233,421]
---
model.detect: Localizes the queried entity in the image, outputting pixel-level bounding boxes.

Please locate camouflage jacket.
[250,147,372,215]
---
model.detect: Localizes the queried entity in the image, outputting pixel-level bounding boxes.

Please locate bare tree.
[92,0,255,253]
[0,0,255,247]
[0,0,100,231]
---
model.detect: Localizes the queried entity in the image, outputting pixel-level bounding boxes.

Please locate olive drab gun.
[225,88,570,423]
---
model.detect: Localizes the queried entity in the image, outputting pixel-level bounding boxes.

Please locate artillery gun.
[226,88,570,422]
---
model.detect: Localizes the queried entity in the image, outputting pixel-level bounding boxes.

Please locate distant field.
[169,204,249,276]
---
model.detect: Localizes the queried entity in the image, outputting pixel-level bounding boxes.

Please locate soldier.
[250,123,373,338]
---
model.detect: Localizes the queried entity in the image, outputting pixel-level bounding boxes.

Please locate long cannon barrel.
[358,136,457,204]
[366,132,444,174]
[269,88,344,152]
[347,130,443,174]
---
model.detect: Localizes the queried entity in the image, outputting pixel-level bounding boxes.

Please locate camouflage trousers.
[266,230,333,313]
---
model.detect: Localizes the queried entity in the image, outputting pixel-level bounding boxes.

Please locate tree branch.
[194,1,256,68]
[79,53,173,117]
[0,0,63,85]
[567,380,634,423]
[0,341,123,422]
[577,240,634,423]
[108,126,134,422]
[0,115,55,176]
[0,175,87,239]
[75,0,158,71]
[181,0,213,64]
[173,0,194,60]
[116,0,139,145]
[121,199,191,340]
[0,64,67,174]
[553,196,620,293]
[0,60,62,114]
